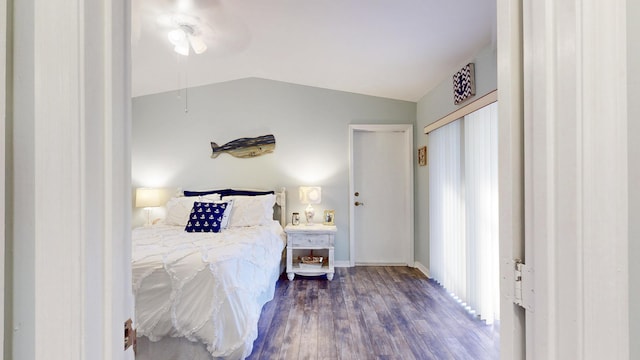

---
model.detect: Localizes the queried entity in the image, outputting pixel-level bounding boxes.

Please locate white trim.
[334,260,352,268]
[102,1,115,357]
[0,0,6,353]
[580,5,629,355]
[110,1,134,358]
[413,261,430,278]
[423,90,497,134]
[497,0,526,358]
[355,262,408,266]
[10,1,132,358]
[348,124,414,267]
[33,1,84,358]
[523,0,629,358]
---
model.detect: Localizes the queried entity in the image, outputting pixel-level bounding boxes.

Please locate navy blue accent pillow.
[184,202,228,233]
[183,189,274,198]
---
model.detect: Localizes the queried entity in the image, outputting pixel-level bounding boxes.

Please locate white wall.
[132,78,416,262]
[414,44,498,271]
[628,0,639,357]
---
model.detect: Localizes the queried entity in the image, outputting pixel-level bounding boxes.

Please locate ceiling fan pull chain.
[184,59,189,113]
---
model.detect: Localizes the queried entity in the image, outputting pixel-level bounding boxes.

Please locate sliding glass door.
[429,102,499,324]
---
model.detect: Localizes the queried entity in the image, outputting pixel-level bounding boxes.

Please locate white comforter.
[132,221,286,359]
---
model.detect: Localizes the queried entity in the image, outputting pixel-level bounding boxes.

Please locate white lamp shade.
[136,188,163,208]
[299,186,322,204]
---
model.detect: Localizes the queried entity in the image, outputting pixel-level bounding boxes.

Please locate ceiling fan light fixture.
[174,41,190,56]
[188,34,207,54]
[168,29,187,45]
[161,13,208,56]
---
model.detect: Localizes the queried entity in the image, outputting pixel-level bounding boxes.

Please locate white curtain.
[429,102,499,324]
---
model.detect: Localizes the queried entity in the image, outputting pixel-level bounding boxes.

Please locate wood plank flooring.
[248,266,500,360]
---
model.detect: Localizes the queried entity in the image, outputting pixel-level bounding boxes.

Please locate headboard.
[274,187,287,227]
[180,186,287,228]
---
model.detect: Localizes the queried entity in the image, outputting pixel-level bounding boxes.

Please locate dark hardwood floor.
[248,266,500,360]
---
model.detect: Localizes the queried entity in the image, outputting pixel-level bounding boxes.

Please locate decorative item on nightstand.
[323,210,335,225]
[135,188,163,227]
[299,186,321,225]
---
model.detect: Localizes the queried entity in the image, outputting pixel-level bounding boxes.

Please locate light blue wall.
[414,44,497,272]
[132,45,497,267]
[132,77,416,262]
[628,0,639,357]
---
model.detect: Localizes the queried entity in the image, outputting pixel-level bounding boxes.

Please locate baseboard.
[355,262,408,266]
[413,261,430,278]
[334,260,352,268]
[334,261,430,274]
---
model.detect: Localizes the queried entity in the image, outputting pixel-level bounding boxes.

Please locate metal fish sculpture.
[210,134,276,159]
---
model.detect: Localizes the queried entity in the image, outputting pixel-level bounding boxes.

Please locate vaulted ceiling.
[132,0,496,101]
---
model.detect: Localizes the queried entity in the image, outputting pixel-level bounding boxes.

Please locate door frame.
[0,0,6,353]
[499,0,630,358]
[497,0,526,358]
[348,124,414,267]
[522,0,629,358]
[7,0,133,358]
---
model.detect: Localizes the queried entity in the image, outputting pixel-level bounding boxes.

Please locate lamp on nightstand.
[299,186,322,225]
[136,188,163,226]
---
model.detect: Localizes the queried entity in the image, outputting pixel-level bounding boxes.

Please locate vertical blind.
[428,102,499,324]
[429,119,466,299]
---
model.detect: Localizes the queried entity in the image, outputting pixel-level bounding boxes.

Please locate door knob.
[355,201,365,206]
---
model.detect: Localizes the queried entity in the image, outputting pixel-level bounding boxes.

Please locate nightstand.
[285,223,336,281]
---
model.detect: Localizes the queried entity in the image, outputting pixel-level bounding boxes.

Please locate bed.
[133,188,287,360]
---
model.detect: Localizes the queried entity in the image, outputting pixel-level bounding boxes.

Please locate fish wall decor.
[210,134,276,159]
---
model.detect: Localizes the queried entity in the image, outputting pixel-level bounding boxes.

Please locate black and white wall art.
[453,63,476,105]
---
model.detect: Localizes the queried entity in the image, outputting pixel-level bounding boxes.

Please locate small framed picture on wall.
[418,146,427,166]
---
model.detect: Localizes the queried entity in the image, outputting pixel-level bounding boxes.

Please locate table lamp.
[136,188,163,226]
[299,186,321,225]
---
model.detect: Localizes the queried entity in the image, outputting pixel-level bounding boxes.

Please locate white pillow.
[218,199,234,230]
[164,194,221,226]
[226,194,276,227]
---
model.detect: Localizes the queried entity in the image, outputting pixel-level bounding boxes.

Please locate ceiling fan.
[162,13,209,56]
[132,0,250,58]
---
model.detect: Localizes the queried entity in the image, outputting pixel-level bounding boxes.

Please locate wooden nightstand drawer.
[289,234,330,247]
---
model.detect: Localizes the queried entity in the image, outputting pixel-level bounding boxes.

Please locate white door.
[349,125,414,266]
